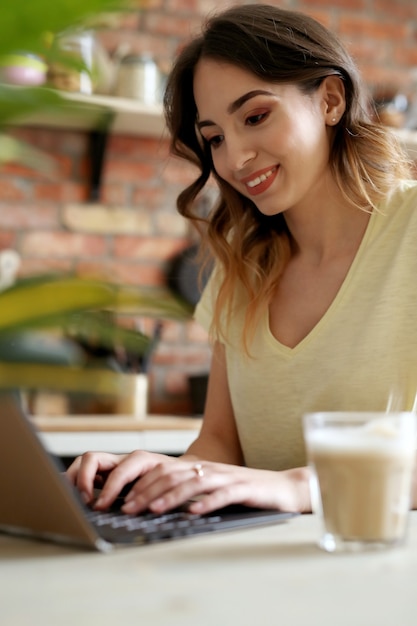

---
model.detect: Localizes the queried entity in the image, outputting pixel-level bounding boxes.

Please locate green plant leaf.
[0,275,119,332]
[0,361,130,394]
[0,0,131,58]
[64,311,152,355]
[0,132,57,173]
[0,85,65,126]
[0,274,191,331]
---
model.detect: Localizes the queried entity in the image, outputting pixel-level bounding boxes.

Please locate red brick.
[153,344,211,367]
[1,161,51,180]
[161,156,199,186]
[108,135,168,160]
[0,179,28,201]
[0,232,17,249]
[348,40,392,67]
[339,16,409,41]
[361,65,411,90]
[18,258,74,275]
[131,186,168,210]
[164,369,189,395]
[143,12,202,38]
[165,0,200,13]
[394,47,417,68]
[75,260,166,287]
[52,154,74,179]
[0,205,59,229]
[113,236,188,260]
[160,319,187,343]
[21,232,107,258]
[300,9,333,30]
[104,160,158,182]
[373,0,417,21]
[109,262,165,287]
[10,128,87,154]
[33,182,88,202]
[101,183,130,206]
[299,0,366,10]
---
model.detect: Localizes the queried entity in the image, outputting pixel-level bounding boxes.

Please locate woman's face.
[193,58,339,217]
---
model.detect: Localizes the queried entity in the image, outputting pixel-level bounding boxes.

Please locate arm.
[181,341,244,465]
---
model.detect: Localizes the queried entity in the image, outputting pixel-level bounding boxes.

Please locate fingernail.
[80,491,90,504]
[189,500,204,512]
[122,500,136,513]
[150,498,165,511]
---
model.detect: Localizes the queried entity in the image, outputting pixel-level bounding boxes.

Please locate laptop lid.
[0,392,110,551]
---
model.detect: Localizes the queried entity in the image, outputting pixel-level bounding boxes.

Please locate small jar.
[114,54,161,104]
[49,29,96,95]
[0,52,47,86]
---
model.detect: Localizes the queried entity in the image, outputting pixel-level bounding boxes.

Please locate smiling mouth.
[246,168,276,188]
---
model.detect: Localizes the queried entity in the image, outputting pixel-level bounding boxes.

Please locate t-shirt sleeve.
[194,270,217,333]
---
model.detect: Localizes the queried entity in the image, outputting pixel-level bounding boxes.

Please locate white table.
[1,512,416,626]
[31,415,202,456]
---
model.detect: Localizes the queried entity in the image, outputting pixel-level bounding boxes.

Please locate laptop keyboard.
[87,508,223,543]
[85,504,295,545]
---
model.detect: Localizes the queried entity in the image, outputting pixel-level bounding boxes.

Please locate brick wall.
[0,0,416,414]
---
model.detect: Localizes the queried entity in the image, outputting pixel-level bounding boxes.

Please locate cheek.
[285,117,329,165]
[210,151,228,180]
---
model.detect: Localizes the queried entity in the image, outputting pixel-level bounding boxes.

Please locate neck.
[284,196,372,265]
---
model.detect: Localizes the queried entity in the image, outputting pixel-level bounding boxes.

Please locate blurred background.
[0,0,416,416]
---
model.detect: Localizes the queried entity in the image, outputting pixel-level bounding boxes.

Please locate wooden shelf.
[22,91,167,138]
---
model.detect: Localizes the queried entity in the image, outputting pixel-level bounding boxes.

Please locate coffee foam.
[306,418,415,456]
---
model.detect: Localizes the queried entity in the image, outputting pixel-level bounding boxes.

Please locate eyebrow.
[197,89,275,130]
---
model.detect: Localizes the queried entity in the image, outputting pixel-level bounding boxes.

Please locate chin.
[254,203,286,218]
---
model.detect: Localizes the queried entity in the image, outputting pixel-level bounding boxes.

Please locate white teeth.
[247,168,275,188]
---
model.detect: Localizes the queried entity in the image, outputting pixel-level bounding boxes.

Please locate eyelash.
[246,111,269,126]
[205,111,270,149]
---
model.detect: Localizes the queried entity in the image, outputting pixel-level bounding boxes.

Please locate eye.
[246,111,269,126]
[206,134,224,149]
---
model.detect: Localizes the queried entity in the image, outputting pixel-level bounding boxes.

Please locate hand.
[65,450,177,507]
[119,458,312,515]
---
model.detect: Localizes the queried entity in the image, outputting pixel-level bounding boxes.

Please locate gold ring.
[193,463,204,478]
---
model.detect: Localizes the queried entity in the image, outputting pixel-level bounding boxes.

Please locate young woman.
[67,4,417,514]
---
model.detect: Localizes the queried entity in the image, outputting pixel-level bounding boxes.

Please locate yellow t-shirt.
[195,180,417,471]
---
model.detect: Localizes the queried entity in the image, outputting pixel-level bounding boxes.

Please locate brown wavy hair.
[163,4,411,349]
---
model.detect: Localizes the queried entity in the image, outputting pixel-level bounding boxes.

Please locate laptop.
[0,392,297,552]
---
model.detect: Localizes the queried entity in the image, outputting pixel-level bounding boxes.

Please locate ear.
[321,75,346,126]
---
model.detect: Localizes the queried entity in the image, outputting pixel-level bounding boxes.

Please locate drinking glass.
[303,411,416,553]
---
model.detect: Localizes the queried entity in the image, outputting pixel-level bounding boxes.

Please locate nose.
[224,134,256,172]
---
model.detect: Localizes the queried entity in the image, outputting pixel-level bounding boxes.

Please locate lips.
[241,166,278,196]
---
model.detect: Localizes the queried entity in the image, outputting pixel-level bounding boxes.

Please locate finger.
[94,451,160,509]
[72,452,124,504]
[187,483,248,514]
[122,463,214,514]
[65,456,82,485]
